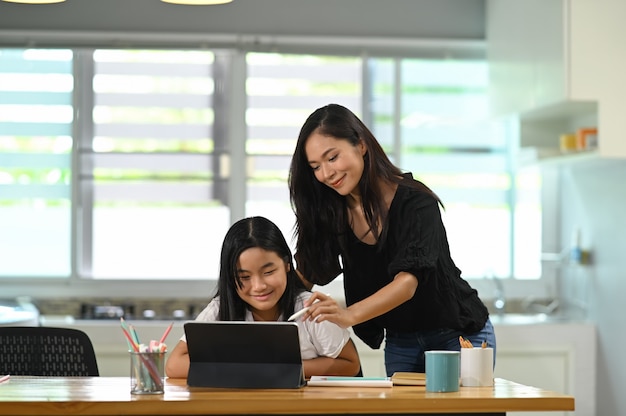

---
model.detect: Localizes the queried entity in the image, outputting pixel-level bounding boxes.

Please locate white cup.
[460,347,494,387]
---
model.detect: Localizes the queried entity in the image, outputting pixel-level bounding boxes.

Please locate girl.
[165,216,361,378]
[288,104,496,375]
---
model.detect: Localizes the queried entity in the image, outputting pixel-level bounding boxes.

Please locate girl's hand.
[304,292,354,328]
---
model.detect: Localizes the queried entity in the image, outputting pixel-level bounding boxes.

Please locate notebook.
[307,376,392,387]
[184,321,305,389]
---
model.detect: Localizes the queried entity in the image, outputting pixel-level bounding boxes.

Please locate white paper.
[307,376,392,387]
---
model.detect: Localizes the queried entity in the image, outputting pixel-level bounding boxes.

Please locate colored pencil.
[159,322,174,344]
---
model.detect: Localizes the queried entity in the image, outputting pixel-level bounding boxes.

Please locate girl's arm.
[302,338,361,378]
[164,340,190,378]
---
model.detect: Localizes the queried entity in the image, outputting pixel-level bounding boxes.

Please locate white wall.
[556,159,626,416]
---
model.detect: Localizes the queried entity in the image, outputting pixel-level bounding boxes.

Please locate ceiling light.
[1,0,66,3]
[161,0,233,4]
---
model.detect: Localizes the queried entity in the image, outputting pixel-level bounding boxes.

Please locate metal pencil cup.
[130,351,166,395]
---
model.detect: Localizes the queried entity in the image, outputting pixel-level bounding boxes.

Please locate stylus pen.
[287,306,310,322]
[287,295,328,322]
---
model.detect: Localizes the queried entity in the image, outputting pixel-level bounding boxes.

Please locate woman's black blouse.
[342,174,489,349]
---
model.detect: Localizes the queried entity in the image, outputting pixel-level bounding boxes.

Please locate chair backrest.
[0,326,99,376]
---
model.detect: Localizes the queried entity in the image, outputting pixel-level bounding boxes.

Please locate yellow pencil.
[459,336,473,348]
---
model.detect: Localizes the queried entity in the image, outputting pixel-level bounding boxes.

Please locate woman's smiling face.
[305,131,366,197]
[235,247,288,321]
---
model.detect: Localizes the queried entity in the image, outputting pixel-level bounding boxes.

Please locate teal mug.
[425,350,460,392]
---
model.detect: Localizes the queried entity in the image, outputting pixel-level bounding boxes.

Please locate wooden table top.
[0,376,574,415]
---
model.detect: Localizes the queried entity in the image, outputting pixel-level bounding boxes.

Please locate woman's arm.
[164,340,190,378]
[304,272,418,328]
[302,338,361,378]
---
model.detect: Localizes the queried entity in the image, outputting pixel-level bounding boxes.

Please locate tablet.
[184,321,305,389]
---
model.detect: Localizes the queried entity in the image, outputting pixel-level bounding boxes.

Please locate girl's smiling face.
[305,131,366,198]
[235,247,288,321]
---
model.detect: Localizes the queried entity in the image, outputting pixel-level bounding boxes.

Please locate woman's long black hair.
[288,104,439,285]
[215,216,306,321]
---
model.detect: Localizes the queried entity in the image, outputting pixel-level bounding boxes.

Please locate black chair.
[0,326,99,376]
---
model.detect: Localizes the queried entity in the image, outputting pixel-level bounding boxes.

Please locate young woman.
[165,216,361,379]
[288,103,496,375]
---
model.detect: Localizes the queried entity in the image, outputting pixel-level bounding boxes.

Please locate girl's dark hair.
[288,103,439,284]
[215,216,306,321]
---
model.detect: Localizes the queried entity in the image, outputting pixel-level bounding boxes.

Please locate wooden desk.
[0,376,574,415]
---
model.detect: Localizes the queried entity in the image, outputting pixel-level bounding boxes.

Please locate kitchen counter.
[0,298,39,326]
[489,312,590,325]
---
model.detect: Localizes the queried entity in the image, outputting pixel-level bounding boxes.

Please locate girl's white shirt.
[180,292,350,360]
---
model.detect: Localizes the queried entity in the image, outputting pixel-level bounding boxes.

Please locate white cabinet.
[487,0,597,116]
[516,102,598,164]
[494,321,596,416]
[487,0,626,159]
[596,93,626,158]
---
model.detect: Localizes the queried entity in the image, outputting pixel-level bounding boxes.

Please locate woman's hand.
[302,292,356,329]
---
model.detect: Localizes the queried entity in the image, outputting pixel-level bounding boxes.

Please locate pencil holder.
[460,347,494,387]
[130,351,166,394]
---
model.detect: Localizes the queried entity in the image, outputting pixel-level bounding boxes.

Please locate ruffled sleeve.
[387,188,446,285]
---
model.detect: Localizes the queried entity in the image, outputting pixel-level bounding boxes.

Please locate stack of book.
[391,372,426,386]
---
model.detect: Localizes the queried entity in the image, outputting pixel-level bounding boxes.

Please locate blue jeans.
[383,319,496,376]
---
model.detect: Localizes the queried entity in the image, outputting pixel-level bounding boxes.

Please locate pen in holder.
[130,350,166,395]
[121,318,171,395]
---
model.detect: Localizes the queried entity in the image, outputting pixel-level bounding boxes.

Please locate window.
[1,43,543,299]
[85,49,225,279]
[0,49,73,277]
[367,58,541,280]
[245,52,362,249]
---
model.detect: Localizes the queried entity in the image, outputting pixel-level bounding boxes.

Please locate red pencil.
[159,322,174,344]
